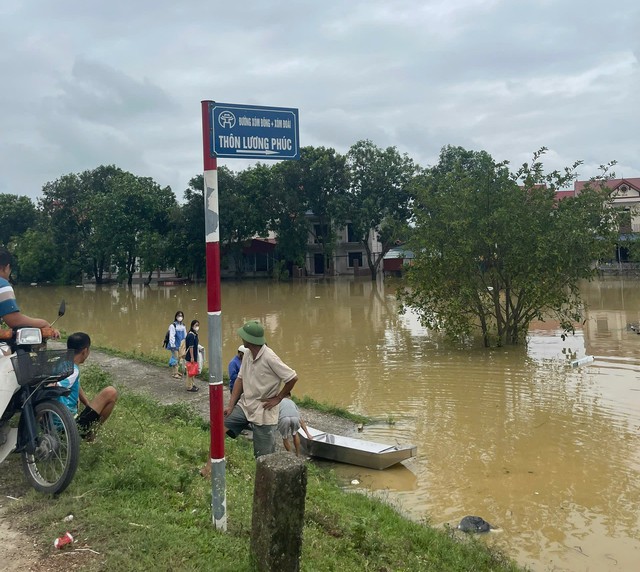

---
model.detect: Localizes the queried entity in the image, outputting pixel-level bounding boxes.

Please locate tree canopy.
[270,146,349,275]
[3,143,624,297]
[0,194,37,247]
[399,146,619,347]
[346,140,417,279]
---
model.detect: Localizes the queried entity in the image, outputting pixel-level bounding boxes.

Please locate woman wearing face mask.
[167,311,187,379]
[184,319,200,392]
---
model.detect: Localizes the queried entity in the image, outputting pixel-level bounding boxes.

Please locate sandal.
[172,373,182,379]
[187,386,200,392]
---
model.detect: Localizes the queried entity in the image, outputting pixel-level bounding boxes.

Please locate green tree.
[138,231,171,285]
[179,166,271,279]
[91,172,176,285]
[269,154,311,276]
[81,166,126,282]
[222,164,271,277]
[302,147,349,276]
[270,146,349,277]
[11,228,61,283]
[173,176,206,280]
[39,165,125,283]
[346,140,417,280]
[0,194,37,247]
[400,146,619,347]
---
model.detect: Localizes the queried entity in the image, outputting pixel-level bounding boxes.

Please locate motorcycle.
[0,302,80,494]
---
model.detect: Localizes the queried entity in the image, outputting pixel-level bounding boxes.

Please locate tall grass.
[1,365,524,571]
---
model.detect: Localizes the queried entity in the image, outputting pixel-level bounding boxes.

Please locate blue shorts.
[224,405,276,458]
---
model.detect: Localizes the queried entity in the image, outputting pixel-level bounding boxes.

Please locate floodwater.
[17,277,640,571]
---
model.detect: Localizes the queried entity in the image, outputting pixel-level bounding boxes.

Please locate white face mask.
[194,326,200,332]
[177,316,183,322]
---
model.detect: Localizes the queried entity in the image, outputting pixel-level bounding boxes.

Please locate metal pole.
[201,100,226,530]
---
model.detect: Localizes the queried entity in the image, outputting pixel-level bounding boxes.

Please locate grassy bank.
[2,365,524,571]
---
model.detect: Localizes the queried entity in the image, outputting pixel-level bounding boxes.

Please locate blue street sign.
[208,102,300,160]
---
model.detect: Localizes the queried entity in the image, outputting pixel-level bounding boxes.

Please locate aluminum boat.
[298,426,417,470]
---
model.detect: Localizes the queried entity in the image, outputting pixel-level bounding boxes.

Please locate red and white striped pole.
[201,100,226,530]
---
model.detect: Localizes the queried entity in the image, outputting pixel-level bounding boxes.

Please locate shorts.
[76,406,100,435]
[224,405,276,458]
[278,416,300,439]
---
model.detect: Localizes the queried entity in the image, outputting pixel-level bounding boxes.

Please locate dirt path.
[0,346,357,570]
[88,348,356,434]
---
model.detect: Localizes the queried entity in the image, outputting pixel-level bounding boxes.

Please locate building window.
[313,224,328,244]
[347,223,358,243]
[348,252,363,268]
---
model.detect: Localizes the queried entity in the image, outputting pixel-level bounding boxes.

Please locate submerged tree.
[39,165,125,283]
[90,171,176,285]
[267,146,350,277]
[346,140,417,280]
[173,175,207,280]
[184,166,272,278]
[400,146,619,347]
[223,164,272,276]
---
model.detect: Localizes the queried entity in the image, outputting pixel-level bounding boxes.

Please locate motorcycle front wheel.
[21,400,80,494]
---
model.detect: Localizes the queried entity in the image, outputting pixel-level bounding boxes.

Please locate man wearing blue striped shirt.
[0,248,59,336]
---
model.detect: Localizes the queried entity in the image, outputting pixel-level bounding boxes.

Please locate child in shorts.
[278,396,312,456]
[57,332,118,440]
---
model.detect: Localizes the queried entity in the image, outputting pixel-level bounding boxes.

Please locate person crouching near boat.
[223,320,298,458]
[278,394,313,456]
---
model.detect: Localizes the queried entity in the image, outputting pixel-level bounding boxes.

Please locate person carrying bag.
[165,311,187,379]
[184,320,200,392]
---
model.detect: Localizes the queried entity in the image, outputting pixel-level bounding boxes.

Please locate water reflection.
[15,277,640,571]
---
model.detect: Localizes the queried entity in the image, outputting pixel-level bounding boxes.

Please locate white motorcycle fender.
[0,351,20,463]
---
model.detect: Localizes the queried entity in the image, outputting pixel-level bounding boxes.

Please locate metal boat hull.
[298,426,417,470]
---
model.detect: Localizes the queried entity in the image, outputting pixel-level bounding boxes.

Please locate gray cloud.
[0,0,638,200]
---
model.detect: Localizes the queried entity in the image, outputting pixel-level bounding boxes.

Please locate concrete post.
[250,452,307,572]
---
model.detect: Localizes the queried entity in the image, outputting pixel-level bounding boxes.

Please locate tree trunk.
[93,258,103,284]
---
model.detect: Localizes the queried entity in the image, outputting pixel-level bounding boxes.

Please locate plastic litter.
[54,532,74,549]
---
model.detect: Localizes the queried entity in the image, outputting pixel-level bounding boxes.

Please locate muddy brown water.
[16,277,640,571]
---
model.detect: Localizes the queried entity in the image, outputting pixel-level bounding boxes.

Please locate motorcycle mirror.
[50,299,66,327]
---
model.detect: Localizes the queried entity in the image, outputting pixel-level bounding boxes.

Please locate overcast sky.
[1,0,638,201]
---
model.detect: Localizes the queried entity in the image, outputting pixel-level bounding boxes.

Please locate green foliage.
[269,146,349,275]
[221,164,272,276]
[90,171,176,285]
[12,227,61,283]
[39,166,125,283]
[3,143,416,285]
[346,140,417,279]
[172,175,206,279]
[400,146,619,346]
[183,167,273,279]
[0,194,37,247]
[627,235,640,263]
[271,259,290,281]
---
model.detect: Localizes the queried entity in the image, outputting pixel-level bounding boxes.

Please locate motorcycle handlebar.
[0,327,57,341]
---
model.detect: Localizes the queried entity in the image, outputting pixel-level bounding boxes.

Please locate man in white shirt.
[223,320,298,457]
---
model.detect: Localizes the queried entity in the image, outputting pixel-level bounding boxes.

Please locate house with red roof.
[557,177,640,264]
